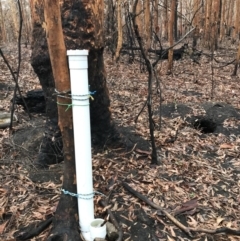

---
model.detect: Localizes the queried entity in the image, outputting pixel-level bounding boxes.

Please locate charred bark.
[47,129,80,241]
[43,1,81,240]
[15,89,45,113]
[31,10,62,166]
[31,0,122,166]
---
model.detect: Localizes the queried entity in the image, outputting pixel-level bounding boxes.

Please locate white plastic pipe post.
[67,50,94,241]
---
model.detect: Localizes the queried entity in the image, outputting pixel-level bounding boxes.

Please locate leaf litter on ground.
[0,43,240,240]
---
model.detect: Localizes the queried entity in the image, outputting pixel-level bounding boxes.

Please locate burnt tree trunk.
[30,0,63,166]
[44,0,81,240]
[167,0,176,73]
[30,0,118,166]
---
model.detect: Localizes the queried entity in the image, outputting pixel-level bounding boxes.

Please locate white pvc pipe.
[67,50,94,241]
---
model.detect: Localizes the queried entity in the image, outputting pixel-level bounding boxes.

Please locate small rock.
[106,222,119,241]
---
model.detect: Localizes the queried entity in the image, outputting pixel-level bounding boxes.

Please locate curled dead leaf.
[220,143,234,149]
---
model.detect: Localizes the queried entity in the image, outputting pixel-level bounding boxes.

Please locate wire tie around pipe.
[71,95,94,101]
[55,94,95,102]
[55,89,96,110]
[56,102,90,111]
[56,95,93,101]
[61,188,106,200]
[56,102,73,111]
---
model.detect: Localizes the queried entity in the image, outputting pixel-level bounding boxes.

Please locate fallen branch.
[122,182,240,237]
[122,182,193,237]
[190,227,240,236]
[212,58,236,68]
[153,27,195,67]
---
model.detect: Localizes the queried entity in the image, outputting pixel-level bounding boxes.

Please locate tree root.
[14,217,53,240]
[46,224,82,241]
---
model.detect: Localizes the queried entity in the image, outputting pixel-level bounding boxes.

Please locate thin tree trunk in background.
[10,0,19,40]
[193,0,200,27]
[0,0,6,42]
[226,0,234,37]
[200,0,204,29]
[230,0,235,28]
[26,0,33,35]
[20,0,27,42]
[168,0,176,74]
[21,0,31,43]
[218,0,222,31]
[232,42,240,75]
[135,0,143,36]
[225,0,231,33]
[212,0,220,50]
[233,0,240,41]
[106,0,115,56]
[174,0,178,40]
[179,0,182,37]
[153,0,159,33]
[204,0,212,47]
[43,0,80,240]
[106,0,110,35]
[192,0,201,47]
[114,0,123,61]
[132,0,158,165]
[144,0,151,50]
[163,0,168,39]
[220,0,226,41]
